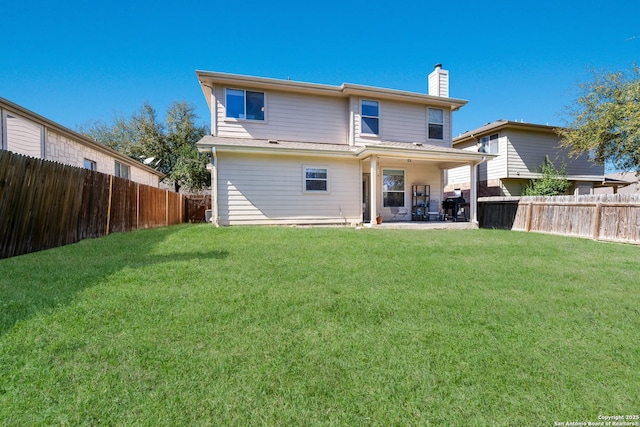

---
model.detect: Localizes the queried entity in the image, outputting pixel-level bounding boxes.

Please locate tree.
[558,65,640,173]
[80,101,210,193]
[522,156,571,196]
[79,115,136,156]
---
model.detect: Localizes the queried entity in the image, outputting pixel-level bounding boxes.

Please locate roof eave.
[341,84,467,109]
[197,141,357,158]
[0,97,164,178]
[196,70,343,98]
[196,70,468,109]
[453,121,566,146]
[357,145,494,164]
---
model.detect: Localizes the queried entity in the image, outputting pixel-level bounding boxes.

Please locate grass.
[0,225,638,426]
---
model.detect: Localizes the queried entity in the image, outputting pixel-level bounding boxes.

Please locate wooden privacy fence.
[185,195,211,223]
[478,194,640,244]
[0,150,188,259]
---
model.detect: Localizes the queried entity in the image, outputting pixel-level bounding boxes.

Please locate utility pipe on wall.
[211,147,219,226]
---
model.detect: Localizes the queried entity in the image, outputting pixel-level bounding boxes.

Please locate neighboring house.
[445,120,626,198]
[595,172,640,195]
[0,97,163,186]
[195,65,491,226]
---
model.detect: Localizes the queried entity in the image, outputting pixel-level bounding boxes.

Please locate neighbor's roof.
[0,97,165,178]
[453,120,564,146]
[196,70,468,111]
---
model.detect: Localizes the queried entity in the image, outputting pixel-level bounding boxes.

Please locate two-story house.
[196,65,490,226]
[0,97,163,186]
[445,120,627,198]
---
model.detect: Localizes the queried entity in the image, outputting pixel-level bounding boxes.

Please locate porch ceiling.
[357,141,493,168]
[359,156,469,170]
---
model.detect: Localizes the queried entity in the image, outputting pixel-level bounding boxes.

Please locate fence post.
[593,203,602,241]
[525,202,533,232]
[105,175,113,236]
[136,183,140,231]
[166,190,169,227]
[181,194,185,223]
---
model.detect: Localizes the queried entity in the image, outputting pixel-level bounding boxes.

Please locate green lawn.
[1,225,638,426]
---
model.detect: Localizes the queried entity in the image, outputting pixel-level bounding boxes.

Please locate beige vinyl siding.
[445,140,477,187]
[376,160,443,221]
[352,97,367,143]
[501,179,526,196]
[354,99,452,147]
[378,101,426,143]
[428,69,449,97]
[5,113,42,158]
[217,152,360,225]
[479,134,508,181]
[506,129,602,178]
[216,87,348,144]
[446,164,470,188]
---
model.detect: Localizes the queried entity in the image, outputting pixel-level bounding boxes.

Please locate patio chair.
[427,200,440,221]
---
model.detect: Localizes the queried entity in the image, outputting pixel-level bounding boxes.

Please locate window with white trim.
[361,100,379,135]
[304,166,328,192]
[226,88,265,121]
[115,161,130,179]
[479,133,499,154]
[428,108,444,140]
[383,169,405,207]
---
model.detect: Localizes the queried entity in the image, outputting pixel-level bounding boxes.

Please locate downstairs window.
[304,166,328,192]
[383,169,405,207]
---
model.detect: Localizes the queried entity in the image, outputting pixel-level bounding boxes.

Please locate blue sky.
[2,0,639,138]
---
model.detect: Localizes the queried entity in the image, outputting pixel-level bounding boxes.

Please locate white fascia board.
[357,146,494,164]
[0,97,164,177]
[196,71,342,98]
[196,71,468,110]
[454,121,565,146]
[342,84,468,110]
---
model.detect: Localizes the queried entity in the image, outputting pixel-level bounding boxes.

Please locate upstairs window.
[304,166,328,192]
[84,159,97,171]
[479,134,499,154]
[115,161,130,179]
[428,108,444,140]
[383,169,405,207]
[226,89,265,121]
[361,100,379,135]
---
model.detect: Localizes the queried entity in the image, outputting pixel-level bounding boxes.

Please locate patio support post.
[370,156,378,225]
[470,162,478,223]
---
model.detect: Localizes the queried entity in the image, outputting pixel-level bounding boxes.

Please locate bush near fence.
[0,150,207,259]
[478,194,640,244]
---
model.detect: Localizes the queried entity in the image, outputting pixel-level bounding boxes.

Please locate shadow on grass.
[0,224,227,336]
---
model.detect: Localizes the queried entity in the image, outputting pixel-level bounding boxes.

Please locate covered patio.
[357,142,493,226]
[366,220,478,230]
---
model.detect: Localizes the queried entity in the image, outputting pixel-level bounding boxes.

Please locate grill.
[442,192,466,221]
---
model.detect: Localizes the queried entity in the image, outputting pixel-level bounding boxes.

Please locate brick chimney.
[428,63,449,97]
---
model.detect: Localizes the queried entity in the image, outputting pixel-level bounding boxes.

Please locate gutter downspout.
[211,147,219,226]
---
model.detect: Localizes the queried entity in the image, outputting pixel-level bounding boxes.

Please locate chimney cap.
[434,63,443,70]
